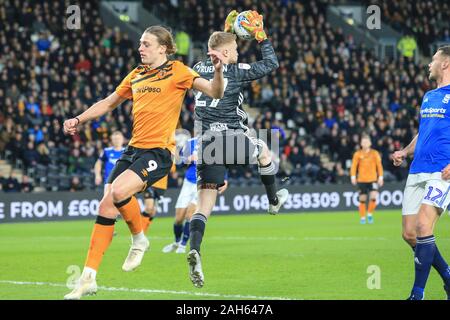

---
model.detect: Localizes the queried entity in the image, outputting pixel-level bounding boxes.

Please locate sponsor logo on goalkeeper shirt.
[196,64,228,73]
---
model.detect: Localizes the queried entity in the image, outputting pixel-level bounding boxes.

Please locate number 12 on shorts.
[423,186,443,203]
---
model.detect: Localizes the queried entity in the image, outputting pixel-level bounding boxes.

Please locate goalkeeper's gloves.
[240,10,267,42]
[224,10,239,33]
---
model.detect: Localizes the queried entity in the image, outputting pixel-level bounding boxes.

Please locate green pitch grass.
[0,210,449,300]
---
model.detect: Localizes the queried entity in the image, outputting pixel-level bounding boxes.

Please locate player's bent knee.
[257,143,271,165]
[110,185,131,203]
[402,230,416,244]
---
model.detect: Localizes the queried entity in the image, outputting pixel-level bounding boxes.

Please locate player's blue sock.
[432,246,450,286]
[410,235,436,299]
[181,220,190,246]
[190,213,207,253]
[174,223,183,243]
[412,243,450,285]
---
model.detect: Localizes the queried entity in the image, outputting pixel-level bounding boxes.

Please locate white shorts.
[175,178,198,209]
[402,172,450,216]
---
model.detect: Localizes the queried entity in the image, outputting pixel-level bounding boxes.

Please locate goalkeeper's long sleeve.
[232,39,279,83]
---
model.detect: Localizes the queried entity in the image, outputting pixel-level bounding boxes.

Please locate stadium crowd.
[363,0,450,56]
[0,0,436,192]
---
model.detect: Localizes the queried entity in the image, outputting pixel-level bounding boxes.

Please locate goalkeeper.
[186,10,289,288]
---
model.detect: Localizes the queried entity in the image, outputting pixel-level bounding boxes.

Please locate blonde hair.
[144,26,177,55]
[208,31,237,50]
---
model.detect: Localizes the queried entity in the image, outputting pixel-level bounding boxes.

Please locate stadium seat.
[46,174,60,192]
[58,174,71,191]
[81,173,94,190]
[48,164,59,176]
[26,167,36,179]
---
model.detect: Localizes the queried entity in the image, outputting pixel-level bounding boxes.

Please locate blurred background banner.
[0,182,405,223]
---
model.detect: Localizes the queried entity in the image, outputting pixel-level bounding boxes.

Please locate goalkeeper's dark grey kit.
[188,38,282,260]
[193,39,278,134]
[192,39,279,187]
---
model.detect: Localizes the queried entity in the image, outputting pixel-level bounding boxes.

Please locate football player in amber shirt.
[350,135,384,224]
[63,26,225,300]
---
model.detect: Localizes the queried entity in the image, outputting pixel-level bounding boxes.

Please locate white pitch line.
[302,237,387,241]
[0,280,294,300]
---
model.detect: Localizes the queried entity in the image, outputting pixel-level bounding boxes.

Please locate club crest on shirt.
[158,70,167,78]
[442,94,450,104]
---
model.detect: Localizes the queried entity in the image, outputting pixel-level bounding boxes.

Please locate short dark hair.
[437,45,450,58]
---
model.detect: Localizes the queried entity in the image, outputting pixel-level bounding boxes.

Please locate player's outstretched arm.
[233,12,279,82]
[240,11,267,43]
[392,134,418,166]
[192,50,225,99]
[63,92,126,135]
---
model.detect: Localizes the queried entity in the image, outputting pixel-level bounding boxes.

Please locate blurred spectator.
[397,34,417,58]
[36,142,51,165]
[35,31,52,53]
[70,176,84,192]
[175,28,191,64]
[22,141,40,169]
[21,175,34,192]
[3,174,20,192]
[334,162,348,184]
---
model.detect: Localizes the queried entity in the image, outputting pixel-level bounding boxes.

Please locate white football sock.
[132,231,147,244]
[82,267,97,280]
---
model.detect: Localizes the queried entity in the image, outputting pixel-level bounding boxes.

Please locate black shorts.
[358,182,379,195]
[144,187,166,200]
[196,131,263,187]
[107,146,173,190]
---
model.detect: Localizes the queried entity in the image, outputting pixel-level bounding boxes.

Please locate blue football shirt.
[100,147,124,183]
[410,84,450,173]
